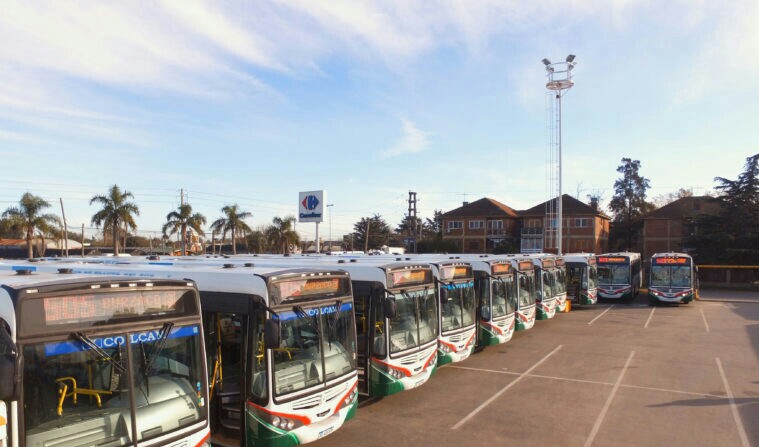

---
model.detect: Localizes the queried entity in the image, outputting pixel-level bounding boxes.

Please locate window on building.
[469,220,484,230]
[575,218,592,228]
[488,220,503,230]
[546,218,557,228]
[447,221,463,230]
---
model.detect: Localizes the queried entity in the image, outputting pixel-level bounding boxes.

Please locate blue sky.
[1,0,757,242]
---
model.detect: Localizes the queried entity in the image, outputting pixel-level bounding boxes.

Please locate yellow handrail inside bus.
[209,315,223,399]
[55,377,112,416]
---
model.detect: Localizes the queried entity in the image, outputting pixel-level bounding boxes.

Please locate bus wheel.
[648,297,657,307]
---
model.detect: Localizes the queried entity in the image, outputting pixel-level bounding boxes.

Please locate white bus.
[525,255,559,320]
[0,268,210,447]
[504,256,538,331]
[596,253,642,300]
[563,254,598,306]
[2,260,358,447]
[471,258,517,347]
[648,253,699,305]
[554,257,568,312]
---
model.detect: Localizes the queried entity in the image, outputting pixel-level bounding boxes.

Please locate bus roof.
[651,252,692,259]
[597,252,641,261]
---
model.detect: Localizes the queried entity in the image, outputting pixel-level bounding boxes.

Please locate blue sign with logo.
[302,195,320,210]
[298,190,325,223]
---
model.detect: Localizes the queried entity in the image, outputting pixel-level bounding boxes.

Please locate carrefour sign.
[298,190,325,223]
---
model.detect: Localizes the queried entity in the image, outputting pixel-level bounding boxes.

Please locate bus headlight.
[271,415,298,431]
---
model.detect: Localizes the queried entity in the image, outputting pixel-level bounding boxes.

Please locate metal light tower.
[543,54,576,255]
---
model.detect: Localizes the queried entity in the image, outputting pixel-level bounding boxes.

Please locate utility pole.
[364,219,371,253]
[407,191,418,253]
[81,223,85,257]
[59,198,68,257]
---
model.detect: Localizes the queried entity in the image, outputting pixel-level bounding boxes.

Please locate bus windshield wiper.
[294,305,322,341]
[145,322,174,374]
[72,332,126,374]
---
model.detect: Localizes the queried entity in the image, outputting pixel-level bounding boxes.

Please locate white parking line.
[584,350,635,447]
[643,307,656,328]
[700,308,710,333]
[716,358,750,447]
[449,365,726,399]
[587,305,614,325]
[451,344,563,430]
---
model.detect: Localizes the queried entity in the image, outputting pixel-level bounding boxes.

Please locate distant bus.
[596,253,642,300]
[554,257,568,312]
[648,253,699,305]
[526,255,559,320]
[509,257,537,330]
[0,269,209,447]
[564,254,598,305]
[468,258,517,347]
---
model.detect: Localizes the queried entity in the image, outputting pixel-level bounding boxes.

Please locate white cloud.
[381,118,430,158]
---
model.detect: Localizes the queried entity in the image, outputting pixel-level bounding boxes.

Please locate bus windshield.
[440,281,476,334]
[651,265,692,288]
[388,287,438,354]
[555,268,566,294]
[541,271,554,300]
[518,272,535,307]
[491,277,516,318]
[22,325,205,447]
[589,266,598,289]
[273,302,356,397]
[598,264,630,286]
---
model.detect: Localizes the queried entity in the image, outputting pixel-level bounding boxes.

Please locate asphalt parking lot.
[316,289,759,447]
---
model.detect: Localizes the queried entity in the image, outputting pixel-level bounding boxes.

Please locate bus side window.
[250,312,267,403]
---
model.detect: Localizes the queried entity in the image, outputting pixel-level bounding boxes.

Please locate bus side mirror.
[0,354,16,400]
[264,319,281,349]
[384,299,397,320]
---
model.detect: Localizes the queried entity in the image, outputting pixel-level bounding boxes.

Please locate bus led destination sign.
[439,265,472,280]
[491,263,511,275]
[43,290,185,325]
[389,269,431,288]
[598,256,627,264]
[518,261,534,271]
[274,277,350,301]
[654,257,689,265]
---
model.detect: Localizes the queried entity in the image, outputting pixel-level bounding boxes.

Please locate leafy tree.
[90,185,140,255]
[424,210,444,238]
[162,203,206,256]
[352,214,391,251]
[690,153,759,263]
[2,192,60,258]
[265,216,300,254]
[245,228,269,253]
[652,188,694,208]
[210,204,252,255]
[608,158,654,250]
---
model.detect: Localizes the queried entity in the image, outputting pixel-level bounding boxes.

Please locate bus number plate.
[318,427,334,439]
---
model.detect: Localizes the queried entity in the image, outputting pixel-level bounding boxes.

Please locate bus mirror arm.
[264,319,281,350]
[0,327,17,399]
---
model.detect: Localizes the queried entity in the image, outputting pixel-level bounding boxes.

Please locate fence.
[697,265,759,290]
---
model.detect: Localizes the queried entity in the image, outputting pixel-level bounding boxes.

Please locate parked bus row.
[2,250,675,447]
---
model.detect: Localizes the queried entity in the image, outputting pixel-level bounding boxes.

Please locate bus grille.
[291,394,322,410]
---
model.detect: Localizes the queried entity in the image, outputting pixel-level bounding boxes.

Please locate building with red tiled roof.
[642,196,721,259]
[440,198,520,253]
[519,194,610,254]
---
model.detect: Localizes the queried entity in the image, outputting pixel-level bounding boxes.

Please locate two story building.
[519,194,610,254]
[642,195,720,259]
[439,198,520,253]
[439,195,610,254]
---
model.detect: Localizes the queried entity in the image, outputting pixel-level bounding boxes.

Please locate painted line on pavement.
[451,344,563,430]
[700,308,710,333]
[587,305,614,325]
[450,365,726,399]
[584,350,635,447]
[643,307,656,328]
[716,358,750,447]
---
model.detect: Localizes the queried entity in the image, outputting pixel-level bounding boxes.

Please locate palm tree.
[210,204,252,255]
[2,192,60,258]
[265,216,300,254]
[90,185,140,256]
[163,203,206,255]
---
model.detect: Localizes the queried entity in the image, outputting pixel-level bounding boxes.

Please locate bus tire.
[648,297,657,307]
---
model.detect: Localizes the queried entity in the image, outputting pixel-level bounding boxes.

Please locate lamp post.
[543,54,576,255]
[326,204,334,252]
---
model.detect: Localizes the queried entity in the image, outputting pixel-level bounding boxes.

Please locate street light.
[543,54,576,255]
[326,204,334,252]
